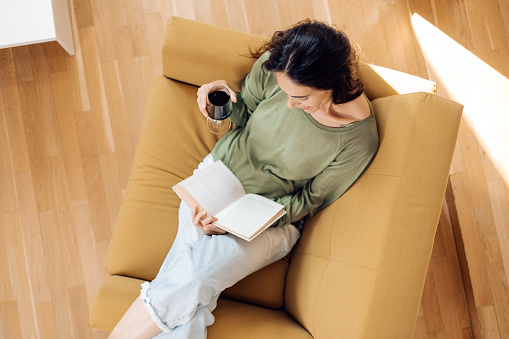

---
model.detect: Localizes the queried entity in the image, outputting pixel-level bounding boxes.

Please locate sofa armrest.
[161,17,266,91]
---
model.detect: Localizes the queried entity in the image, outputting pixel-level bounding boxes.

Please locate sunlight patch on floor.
[411,13,509,185]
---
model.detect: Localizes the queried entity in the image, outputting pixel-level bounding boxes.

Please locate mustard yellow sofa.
[89,17,463,338]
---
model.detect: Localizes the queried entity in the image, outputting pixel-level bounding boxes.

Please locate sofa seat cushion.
[208,298,311,338]
[90,275,310,337]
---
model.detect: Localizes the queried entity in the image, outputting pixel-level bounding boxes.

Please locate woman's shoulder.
[246,52,280,98]
[250,51,271,73]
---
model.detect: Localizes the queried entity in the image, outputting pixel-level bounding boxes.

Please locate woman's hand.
[196,80,237,118]
[191,208,227,236]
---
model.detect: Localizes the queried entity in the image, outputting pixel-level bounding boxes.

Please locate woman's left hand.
[196,80,237,118]
[191,208,227,236]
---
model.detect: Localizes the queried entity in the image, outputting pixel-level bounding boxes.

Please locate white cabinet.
[0,0,75,55]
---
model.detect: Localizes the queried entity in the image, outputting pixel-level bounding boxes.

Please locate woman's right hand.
[191,207,227,236]
[196,80,237,118]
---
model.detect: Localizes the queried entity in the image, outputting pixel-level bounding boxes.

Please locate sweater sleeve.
[273,135,379,227]
[229,53,270,127]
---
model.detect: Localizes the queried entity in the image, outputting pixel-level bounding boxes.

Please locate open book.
[172,160,286,241]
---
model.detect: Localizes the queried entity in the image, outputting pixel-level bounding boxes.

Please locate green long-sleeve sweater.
[211,53,379,226]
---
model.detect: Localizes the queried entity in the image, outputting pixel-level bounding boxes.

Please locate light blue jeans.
[141,154,301,338]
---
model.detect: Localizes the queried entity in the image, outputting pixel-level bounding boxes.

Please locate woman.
[109,19,379,338]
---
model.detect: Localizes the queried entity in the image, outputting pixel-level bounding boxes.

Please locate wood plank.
[243,0,282,37]
[275,0,315,28]
[446,180,483,339]
[478,305,502,339]
[457,117,492,209]
[98,153,124,233]
[111,25,146,142]
[73,0,95,29]
[436,201,471,329]
[126,0,152,56]
[329,1,370,61]
[89,0,116,62]
[486,179,509,286]
[109,0,129,28]
[0,89,18,214]
[377,4,411,72]
[431,257,467,338]
[413,313,429,339]
[39,210,76,337]
[0,213,14,303]
[69,285,95,338]
[66,0,93,114]
[0,49,31,174]
[74,110,113,242]
[42,42,68,73]
[3,212,39,338]
[311,0,332,22]
[173,0,196,21]
[15,170,52,304]
[36,301,59,339]
[11,46,34,83]
[30,44,62,156]
[157,0,178,25]
[406,0,435,25]
[99,60,136,186]
[497,0,509,47]
[0,301,23,339]
[57,208,86,288]
[51,70,88,201]
[143,0,160,14]
[143,12,165,77]
[475,204,509,338]
[465,0,508,50]
[430,0,474,51]
[225,0,250,32]
[71,199,106,307]
[17,80,55,212]
[420,264,445,334]
[79,26,115,155]
[394,0,429,77]
[194,0,231,28]
[450,173,494,307]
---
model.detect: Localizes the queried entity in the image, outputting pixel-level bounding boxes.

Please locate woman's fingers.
[191,208,225,235]
[196,89,209,117]
[228,89,237,103]
[191,208,207,226]
[196,80,236,117]
[203,224,227,235]
[201,214,217,226]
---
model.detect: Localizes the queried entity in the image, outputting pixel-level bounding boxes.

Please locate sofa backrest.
[161,17,436,98]
[161,16,265,92]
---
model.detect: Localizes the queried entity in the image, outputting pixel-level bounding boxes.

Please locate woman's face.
[276,72,333,114]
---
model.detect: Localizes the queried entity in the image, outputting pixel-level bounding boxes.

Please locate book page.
[178,161,245,216]
[214,194,284,239]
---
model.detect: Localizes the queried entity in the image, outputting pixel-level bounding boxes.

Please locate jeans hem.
[140,282,171,333]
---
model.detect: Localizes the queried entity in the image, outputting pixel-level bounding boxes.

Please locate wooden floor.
[0,0,507,338]
[406,0,509,338]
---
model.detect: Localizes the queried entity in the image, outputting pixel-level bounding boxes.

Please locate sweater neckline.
[300,93,375,132]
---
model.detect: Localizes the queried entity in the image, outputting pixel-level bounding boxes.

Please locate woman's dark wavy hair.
[252,19,363,104]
